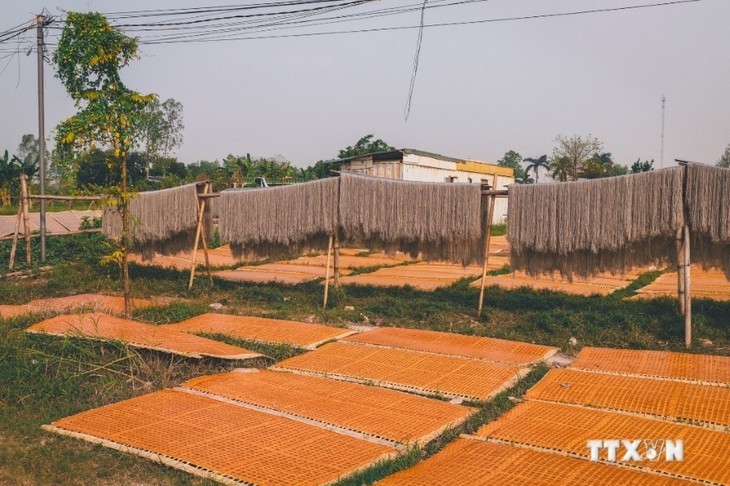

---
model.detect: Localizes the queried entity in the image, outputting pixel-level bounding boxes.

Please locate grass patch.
[611,268,667,299]
[490,224,506,236]
[487,264,511,276]
[2,237,728,484]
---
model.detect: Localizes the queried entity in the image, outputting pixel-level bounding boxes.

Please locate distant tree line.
[498,134,659,184]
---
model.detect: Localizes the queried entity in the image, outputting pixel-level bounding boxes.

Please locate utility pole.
[36,13,47,261]
[660,94,666,169]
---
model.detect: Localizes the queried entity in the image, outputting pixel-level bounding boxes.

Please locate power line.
[131,0,703,45]
[404,0,428,121]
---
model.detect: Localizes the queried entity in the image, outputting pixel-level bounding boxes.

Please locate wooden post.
[199,183,213,285]
[676,227,685,315]
[8,205,22,270]
[20,174,32,267]
[333,233,340,288]
[683,225,691,349]
[323,234,334,308]
[477,175,498,317]
[188,183,210,290]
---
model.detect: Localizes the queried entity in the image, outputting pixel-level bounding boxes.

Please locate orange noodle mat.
[525,368,730,429]
[572,347,730,385]
[379,438,686,485]
[344,327,556,365]
[291,253,405,268]
[475,401,730,485]
[44,389,395,485]
[0,305,33,319]
[213,263,352,284]
[26,313,263,360]
[165,313,355,350]
[181,369,474,447]
[469,273,627,296]
[632,269,730,301]
[274,342,526,401]
[337,274,463,291]
[26,294,153,313]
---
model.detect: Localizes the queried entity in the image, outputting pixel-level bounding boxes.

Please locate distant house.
[334,148,513,223]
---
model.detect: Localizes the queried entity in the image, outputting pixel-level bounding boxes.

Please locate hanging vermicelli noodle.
[103,183,201,259]
[338,172,484,264]
[219,177,340,260]
[507,167,685,278]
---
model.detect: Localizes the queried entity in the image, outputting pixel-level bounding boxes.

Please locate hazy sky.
[1,0,728,170]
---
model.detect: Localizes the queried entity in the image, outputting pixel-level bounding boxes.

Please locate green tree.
[138,98,184,178]
[552,135,602,181]
[53,11,156,316]
[549,156,572,182]
[0,150,20,205]
[497,150,526,182]
[717,144,730,168]
[523,155,550,184]
[338,134,395,159]
[631,159,654,173]
[15,134,48,182]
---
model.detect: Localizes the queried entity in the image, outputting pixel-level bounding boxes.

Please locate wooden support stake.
[8,205,22,270]
[20,174,32,267]
[683,225,692,349]
[188,183,210,290]
[333,232,340,288]
[676,227,685,315]
[323,234,334,308]
[199,183,213,284]
[477,175,498,317]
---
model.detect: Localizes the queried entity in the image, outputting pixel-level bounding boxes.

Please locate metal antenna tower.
[660,94,666,168]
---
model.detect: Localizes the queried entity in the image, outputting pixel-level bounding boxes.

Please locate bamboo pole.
[323,234,334,308]
[683,225,692,349]
[20,174,32,267]
[28,194,102,201]
[333,233,340,288]
[188,183,210,290]
[2,228,101,242]
[199,183,213,285]
[676,227,685,315]
[8,205,22,270]
[477,175,498,317]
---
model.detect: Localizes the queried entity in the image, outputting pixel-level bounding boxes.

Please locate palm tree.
[524,155,549,184]
[549,156,572,182]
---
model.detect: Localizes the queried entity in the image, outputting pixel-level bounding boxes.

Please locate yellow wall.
[455,161,514,177]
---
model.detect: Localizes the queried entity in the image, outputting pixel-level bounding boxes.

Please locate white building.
[335,148,513,223]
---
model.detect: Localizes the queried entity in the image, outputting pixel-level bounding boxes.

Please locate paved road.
[0,210,102,238]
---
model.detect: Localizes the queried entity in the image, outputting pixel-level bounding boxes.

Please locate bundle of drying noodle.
[219,177,340,260]
[338,172,484,264]
[508,167,685,278]
[686,163,730,276]
[102,183,201,259]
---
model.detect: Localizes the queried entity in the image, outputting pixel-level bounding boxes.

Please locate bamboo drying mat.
[45,389,395,485]
[344,327,556,365]
[469,272,632,296]
[181,369,473,447]
[475,401,730,485]
[26,294,153,313]
[379,438,685,485]
[274,342,526,401]
[632,268,730,301]
[338,261,510,290]
[165,313,355,350]
[291,253,405,268]
[27,313,263,360]
[0,305,33,319]
[572,347,730,385]
[213,263,352,285]
[525,368,730,428]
